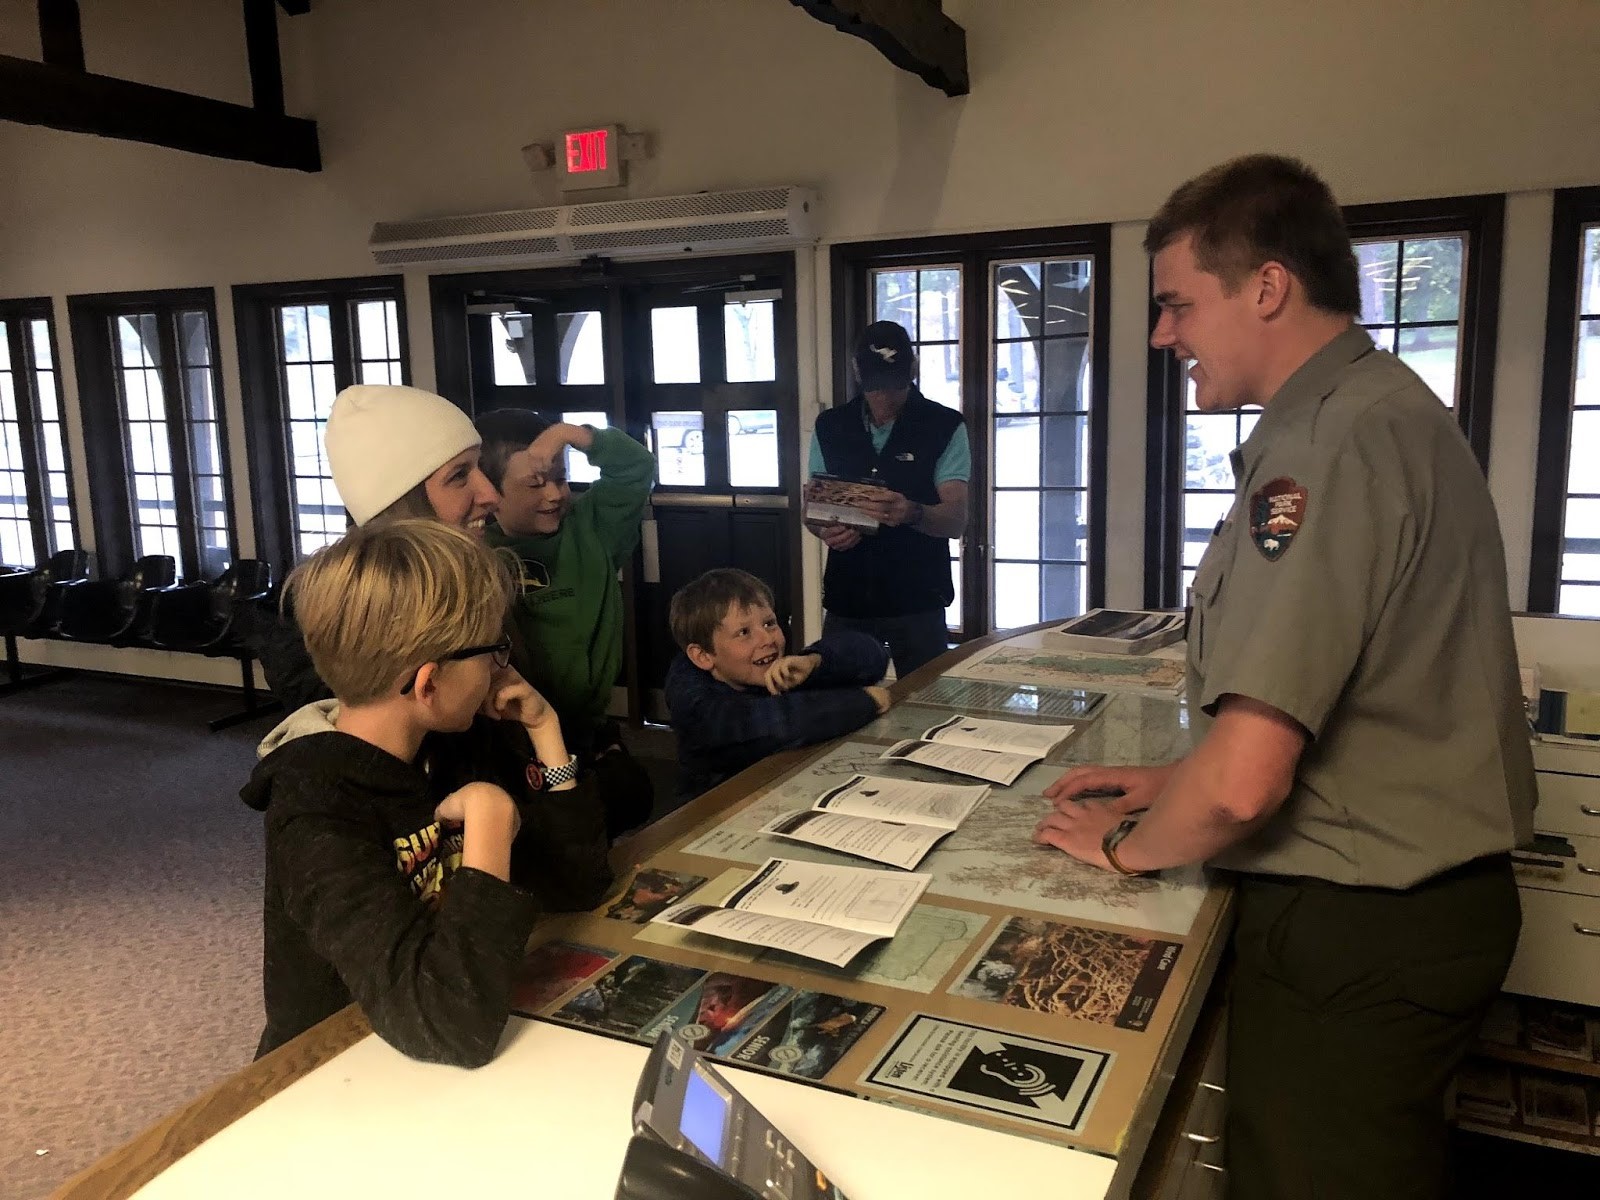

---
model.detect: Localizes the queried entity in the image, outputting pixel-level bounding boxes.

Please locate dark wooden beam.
[37,0,84,70]
[243,0,284,116]
[277,0,311,13]
[788,0,967,96]
[0,54,320,170]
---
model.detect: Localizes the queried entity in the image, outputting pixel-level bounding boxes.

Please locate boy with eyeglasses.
[242,519,611,1067]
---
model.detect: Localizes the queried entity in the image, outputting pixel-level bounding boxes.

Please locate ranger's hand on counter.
[1031,795,1121,870]
[1043,763,1173,817]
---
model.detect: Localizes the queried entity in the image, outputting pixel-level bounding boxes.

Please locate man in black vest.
[805,321,971,677]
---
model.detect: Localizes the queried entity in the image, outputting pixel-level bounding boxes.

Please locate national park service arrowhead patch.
[1249,476,1307,561]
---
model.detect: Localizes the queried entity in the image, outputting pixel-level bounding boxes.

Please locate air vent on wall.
[369,187,817,267]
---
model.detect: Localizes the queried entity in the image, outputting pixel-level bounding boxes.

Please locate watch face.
[525,761,545,791]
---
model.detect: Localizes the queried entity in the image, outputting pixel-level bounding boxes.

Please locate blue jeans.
[823,609,950,679]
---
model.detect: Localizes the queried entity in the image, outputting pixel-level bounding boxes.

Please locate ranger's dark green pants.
[1226,855,1520,1200]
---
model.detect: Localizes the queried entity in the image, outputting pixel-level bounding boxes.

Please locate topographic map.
[947,643,1187,695]
[678,741,1207,937]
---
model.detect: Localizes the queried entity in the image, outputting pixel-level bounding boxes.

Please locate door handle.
[1575,923,1600,937]
[1578,863,1600,876]
[1581,805,1600,818]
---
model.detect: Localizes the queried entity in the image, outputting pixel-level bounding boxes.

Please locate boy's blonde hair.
[286,519,514,705]
[668,568,776,652]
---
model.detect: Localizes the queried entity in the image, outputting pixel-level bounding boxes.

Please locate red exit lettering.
[564,129,609,174]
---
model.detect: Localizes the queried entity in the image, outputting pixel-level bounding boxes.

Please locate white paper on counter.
[648,903,883,967]
[812,774,989,830]
[879,738,1036,786]
[919,713,1079,758]
[722,857,931,937]
[760,809,951,870]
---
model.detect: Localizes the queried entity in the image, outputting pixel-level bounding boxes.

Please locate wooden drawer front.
[1503,888,1600,1007]
[1512,832,1600,899]
[1534,770,1600,840]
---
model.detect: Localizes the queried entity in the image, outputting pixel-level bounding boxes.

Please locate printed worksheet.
[760,809,951,870]
[811,774,990,830]
[920,714,1079,758]
[879,739,1037,786]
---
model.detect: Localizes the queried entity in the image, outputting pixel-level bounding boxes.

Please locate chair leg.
[0,633,74,697]
[207,656,282,733]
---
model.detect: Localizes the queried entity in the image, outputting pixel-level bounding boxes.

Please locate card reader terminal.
[617,1031,850,1200]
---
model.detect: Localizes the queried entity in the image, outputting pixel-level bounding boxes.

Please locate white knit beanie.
[323,385,481,525]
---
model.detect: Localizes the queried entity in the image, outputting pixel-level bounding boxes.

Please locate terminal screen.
[679,1067,732,1165]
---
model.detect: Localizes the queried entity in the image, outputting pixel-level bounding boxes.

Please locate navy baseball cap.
[854,321,916,390]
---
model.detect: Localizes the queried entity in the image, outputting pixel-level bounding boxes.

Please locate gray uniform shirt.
[1188,326,1535,887]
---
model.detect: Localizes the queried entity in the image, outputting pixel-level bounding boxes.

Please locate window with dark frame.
[69,290,237,584]
[1148,195,1505,607]
[234,278,408,572]
[834,227,1111,641]
[1530,187,1600,616]
[0,304,77,568]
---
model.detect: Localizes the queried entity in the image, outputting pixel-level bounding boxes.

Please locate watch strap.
[1102,816,1145,876]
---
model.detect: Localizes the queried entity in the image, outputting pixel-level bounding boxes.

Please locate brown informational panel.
[514,680,1232,1160]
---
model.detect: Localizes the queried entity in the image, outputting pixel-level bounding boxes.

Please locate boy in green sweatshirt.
[476,409,656,838]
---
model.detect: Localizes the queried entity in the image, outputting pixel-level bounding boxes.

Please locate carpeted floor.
[0,672,679,1200]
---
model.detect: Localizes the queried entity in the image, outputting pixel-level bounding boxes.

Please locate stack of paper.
[879,714,1081,785]
[757,774,990,870]
[651,858,932,967]
[1053,608,1186,655]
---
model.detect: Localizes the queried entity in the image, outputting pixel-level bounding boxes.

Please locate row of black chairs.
[0,551,279,731]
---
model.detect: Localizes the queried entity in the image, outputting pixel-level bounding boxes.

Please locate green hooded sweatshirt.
[486,427,655,737]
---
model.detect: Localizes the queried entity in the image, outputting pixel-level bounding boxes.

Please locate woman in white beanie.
[323,384,500,537]
[252,385,504,708]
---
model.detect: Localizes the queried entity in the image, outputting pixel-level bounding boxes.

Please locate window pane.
[995,340,1038,413]
[1042,490,1089,562]
[724,299,775,383]
[1186,415,1242,490]
[1043,260,1091,336]
[920,342,962,410]
[652,412,704,486]
[29,319,51,369]
[355,300,396,361]
[873,270,918,333]
[1575,318,1600,408]
[186,366,217,422]
[1573,408,1600,496]
[727,410,779,488]
[919,268,961,343]
[994,262,1042,339]
[993,490,1040,560]
[1367,325,1396,353]
[118,314,158,367]
[946,546,961,632]
[994,416,1039,488]
[280,305,311,363]
[650,307,700,384]
[1355,240,1398,325]
[1399,237,1464,324]
[1041,563,1086,622]
[562,411,609,484]
[361,361,401,385]
[1560,583,1600,617]
[1183,493,1234,568]
[1397,325,1460,407]
[1583,227,1600,315]
[993,562,1039,630]
[1041,337,1089,414]
[492,312,536,386]
[179,311,212,367]
[1041,416,1089,488]
[557,311,605,385]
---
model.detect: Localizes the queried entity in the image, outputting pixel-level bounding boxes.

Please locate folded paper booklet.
[758,775,991,870]
[803,474,897,531]
[651,858,932,968]
[878,739,1039,787]
[920,713,1079,758]
[1052,608,1186,655]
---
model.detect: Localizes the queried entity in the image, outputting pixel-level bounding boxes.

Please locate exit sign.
[558,124,622,190]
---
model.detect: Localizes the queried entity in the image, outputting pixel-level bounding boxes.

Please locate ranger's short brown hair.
[1145,154,1361,317]
[669,568,776,652]
[286,519,514,705]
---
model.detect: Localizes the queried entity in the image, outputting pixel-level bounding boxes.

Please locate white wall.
[2,0,1597,677]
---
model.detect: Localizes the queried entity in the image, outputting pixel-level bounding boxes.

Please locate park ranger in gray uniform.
[1035,154,1535,1200]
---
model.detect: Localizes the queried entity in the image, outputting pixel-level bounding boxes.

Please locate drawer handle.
[1580,864,1600,876]
[1198,1081,1226,1094]
[1195,1162,1227,1173]
[1576,923,1600,937]
[1184,1132,1221,1145]
[1582,805,1600,818]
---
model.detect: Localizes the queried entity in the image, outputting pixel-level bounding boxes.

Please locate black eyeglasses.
[400,637,512,694]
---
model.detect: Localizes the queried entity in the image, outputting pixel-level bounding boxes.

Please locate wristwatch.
[1101,816,1147,876]
[526,753,580,791]
[907,500,926,529]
